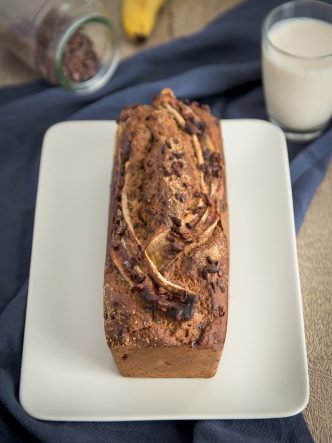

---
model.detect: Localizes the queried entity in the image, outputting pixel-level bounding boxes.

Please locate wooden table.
[1,1,331,441]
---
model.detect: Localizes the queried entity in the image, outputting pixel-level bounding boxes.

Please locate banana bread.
[104,89,229,377]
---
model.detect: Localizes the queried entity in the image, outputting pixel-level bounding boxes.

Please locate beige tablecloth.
[0,1,331,440]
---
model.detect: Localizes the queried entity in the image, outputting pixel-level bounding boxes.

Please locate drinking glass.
[262,0,332,142]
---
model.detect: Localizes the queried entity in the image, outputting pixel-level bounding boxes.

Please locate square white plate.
[20,120,309,421]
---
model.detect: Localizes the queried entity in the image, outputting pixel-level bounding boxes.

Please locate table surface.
[1,1,331,441]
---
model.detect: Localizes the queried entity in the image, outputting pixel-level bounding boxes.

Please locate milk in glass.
[263,18,332,131]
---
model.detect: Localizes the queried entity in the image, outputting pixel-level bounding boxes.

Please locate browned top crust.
[104,89,229,350]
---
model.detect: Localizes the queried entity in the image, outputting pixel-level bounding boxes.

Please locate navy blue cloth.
[1,0,330,441]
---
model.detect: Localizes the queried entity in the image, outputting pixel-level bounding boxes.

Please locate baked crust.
[104,89,229,377]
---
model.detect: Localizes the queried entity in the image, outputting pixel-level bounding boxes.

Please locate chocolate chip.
[202,268,208,280]
[116,224,127,236]
[210,152,221,163]
[184,121,198,135]
[175,193,186,202]
[171,161,184,176]
[133,283,144,292]
[163,168,172,177]
[216,277,223,288]
[179,230,192,242]
[122,354,129,360]
[219,306,225,317]
[171,241,184,253]
[173,152,185,159]
[221,286,225,293]
[137,248,144,261]
[185,221,194,229]
[203,149,211,161]
[170,226,181,237]
[130,257,138,267]
[210,281,217,292]
[145,304,153,313]
[171,216,182,227]
[132,271,145,283]
[197,121,207,131]
[117,325,125,337]
[193,205,204,214]
[207,264,218,273]
[112,241,120,250]
[140,285,156,304]
[167,296,197,322]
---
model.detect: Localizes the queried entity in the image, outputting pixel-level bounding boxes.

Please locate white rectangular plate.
[20,120,309,421]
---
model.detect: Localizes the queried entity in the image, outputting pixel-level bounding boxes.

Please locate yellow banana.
[122,0,166,43]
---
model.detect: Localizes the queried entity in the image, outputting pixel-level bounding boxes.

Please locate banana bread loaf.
[104,89,229,377]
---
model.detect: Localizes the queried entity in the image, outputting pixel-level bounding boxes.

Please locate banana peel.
[122,0,166,43]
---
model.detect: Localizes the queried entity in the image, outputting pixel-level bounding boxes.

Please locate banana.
[122,0,166,43]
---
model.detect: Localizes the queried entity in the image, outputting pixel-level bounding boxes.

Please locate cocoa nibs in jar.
[35,9,99,84]
[62,31,99,82]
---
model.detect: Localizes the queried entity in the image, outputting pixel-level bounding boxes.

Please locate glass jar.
[0,0,119,93]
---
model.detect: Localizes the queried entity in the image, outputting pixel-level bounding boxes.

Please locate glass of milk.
[262,0,332,142]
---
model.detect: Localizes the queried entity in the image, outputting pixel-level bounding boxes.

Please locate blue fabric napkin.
[1,0,331,441]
